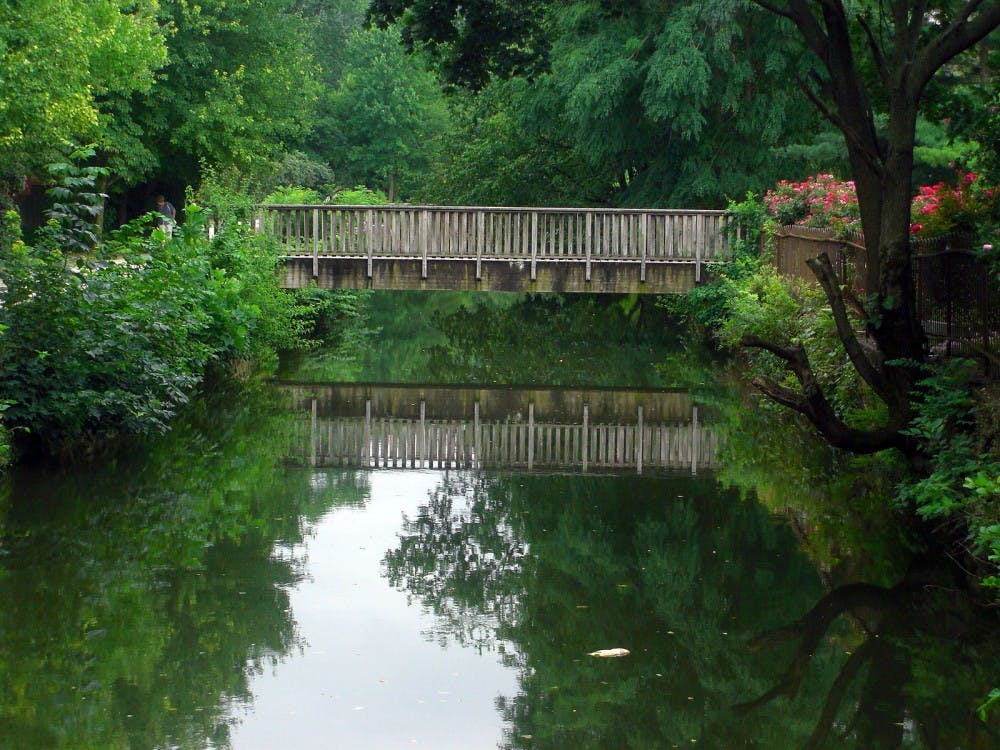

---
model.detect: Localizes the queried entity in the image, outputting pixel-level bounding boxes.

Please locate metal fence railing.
[773,228,999,373]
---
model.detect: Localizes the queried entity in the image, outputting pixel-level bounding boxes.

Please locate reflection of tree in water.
[0,390,374,749]
[737,556,1000,749]
[715,384,1000,747]
[383,473,527,657]
[384,471,857,748]
[425,294,675,387]
[385,470,1000,749]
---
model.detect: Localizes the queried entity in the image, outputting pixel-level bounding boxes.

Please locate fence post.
[945,240,953,358]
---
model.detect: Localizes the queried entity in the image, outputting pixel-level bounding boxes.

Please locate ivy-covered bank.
[0,164,322,463]
[668,175,1000,599]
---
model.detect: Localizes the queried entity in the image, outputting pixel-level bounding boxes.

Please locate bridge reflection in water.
[280,383,719,474]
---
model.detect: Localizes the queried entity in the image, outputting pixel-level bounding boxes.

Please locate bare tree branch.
[748,0,796,21]
[805,252,895,404]
[911,0,1000,96]
[856,12,890,87]
[740,333,908,453]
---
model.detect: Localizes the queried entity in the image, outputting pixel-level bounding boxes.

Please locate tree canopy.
[370,0,1000,453]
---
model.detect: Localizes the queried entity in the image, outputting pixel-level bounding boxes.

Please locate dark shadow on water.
[735,554,1000,749]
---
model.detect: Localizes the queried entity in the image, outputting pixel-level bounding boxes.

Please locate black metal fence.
[773,228,999,373]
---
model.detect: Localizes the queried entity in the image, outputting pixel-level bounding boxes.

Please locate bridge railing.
[262,205,730,267]
[284,404,718,474]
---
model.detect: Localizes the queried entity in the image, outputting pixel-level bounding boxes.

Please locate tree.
[368,0,1000,454]
[107,0,321,208]
[377,1,823,208]
[311,24,451,200]
[0,0,166,195]
[738,1,1000,455]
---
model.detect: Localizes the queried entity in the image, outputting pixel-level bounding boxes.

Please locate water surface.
[1,295,997,749]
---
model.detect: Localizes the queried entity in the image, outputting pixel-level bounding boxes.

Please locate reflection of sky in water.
[227,471,519,749]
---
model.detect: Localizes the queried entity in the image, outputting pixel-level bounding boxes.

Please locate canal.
[0,292,996,749]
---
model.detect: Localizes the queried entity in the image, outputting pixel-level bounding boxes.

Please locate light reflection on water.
[226,471,519,750]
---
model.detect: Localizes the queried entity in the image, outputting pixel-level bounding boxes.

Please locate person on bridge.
[154,195,177,235]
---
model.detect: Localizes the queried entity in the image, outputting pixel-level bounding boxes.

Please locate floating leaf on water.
[588,647,630,658]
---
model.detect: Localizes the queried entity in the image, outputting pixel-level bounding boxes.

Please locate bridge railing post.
[531,212,538,281]
[311,208,320,280]
[476,211,483,281]
[640,214,648,283]
[695,213,704,282]
[419,210,430,279]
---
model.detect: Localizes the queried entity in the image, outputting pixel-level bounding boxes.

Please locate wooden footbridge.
[280,383,719,475]
[263,205,730,294]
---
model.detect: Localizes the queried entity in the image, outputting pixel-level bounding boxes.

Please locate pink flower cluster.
[909,173,993,237]
[764,174,861,233]
[764,172,995,238]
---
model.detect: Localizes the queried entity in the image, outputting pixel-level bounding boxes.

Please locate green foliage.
[897,359,1000,588]
[0,0,166,178]
[263,186,326,205]
[43,146,109,253]
[401,0,822,208]
[311,23,452,200]
[368,0,550,89]
[661,193,771,332]
[103,0,321,190]
[262,151,336,193]
[0,167,311,453]
[328,185,389,205]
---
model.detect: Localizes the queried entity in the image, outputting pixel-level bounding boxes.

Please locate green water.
[1,294,996,749]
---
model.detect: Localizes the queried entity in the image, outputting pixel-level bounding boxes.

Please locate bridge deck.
[264,205,730,294]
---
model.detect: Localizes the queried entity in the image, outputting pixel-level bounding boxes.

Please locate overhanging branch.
[805,252,895,404]
[740,333,908,454]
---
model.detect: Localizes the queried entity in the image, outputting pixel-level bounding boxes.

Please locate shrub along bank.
[669,184,1000,598]
[0,186,314,459]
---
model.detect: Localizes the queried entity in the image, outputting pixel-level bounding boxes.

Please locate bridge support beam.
[280,257,701,294]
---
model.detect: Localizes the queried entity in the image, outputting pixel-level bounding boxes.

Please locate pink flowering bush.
[763,174,861,234]
[909,172,995,237]
[764,172,997,240]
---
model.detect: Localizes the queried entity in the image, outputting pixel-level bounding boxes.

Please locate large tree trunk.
[745,0,1000,454]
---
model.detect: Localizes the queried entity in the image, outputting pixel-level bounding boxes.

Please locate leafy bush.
[761,171,996,241]
[263,151,335,192]
[896,360,1000,590]
[263,185,326,205]
[0,184,311,454]
[328,185,388,205]
[660,193,771,333]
